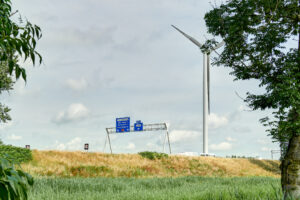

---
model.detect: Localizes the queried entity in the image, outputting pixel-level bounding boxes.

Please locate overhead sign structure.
[116,117,130,133]
[104,120,171,155]
[134,120,143,131]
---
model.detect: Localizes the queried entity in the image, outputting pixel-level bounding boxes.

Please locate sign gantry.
[104,119,171,155]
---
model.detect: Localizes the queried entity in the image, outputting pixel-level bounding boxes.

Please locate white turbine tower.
[172,25,224,155]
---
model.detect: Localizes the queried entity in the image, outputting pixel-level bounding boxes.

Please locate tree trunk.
[281,134,300,199]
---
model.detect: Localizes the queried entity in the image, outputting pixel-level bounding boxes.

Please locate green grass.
[29,177,284,200]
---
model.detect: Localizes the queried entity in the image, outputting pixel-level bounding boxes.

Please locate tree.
[0,62,13,123]
[0,0,42,199]
[0,0,42,122]
[204,0,299,198]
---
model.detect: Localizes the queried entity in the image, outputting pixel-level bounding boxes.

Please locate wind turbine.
[171,25,224,155]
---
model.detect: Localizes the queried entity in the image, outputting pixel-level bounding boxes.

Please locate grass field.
[29,176,283,200]
[23,151,284,199]
[22,150,280,178]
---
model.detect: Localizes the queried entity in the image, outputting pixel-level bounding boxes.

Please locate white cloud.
[66,78,88,91]
[53,103,89,124]
[228,105,247,121]
[210,142,232,151]
[176,152,198,156]
[169,130,199,143]
[56,143,66,150]
[126,142,135,150]
[14,81,41,96]
[232,126,251,133]
[226,137,237,142]
[0,121,13,130]
[7,134,22,140]
[110,134,117,140]
[257,139,268,145]
[208,113,228,129]
[146,142,155,148]
[54,137,82,150]
[14,82,27,96]
[261,147,271,152]
[238,105,247,112]
[67,137,82,149]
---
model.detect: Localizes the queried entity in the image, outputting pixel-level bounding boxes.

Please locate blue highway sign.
[134,120,143,131]
[116,117,130,132]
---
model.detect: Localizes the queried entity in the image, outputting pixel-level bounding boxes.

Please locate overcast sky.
[0,0,282,159]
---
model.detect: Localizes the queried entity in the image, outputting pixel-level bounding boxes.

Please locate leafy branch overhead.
[0,0,42,81]
[204,0,299,142]
[205,1,299,197]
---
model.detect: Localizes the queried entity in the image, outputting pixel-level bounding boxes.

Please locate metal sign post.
[106,128,113,154]
[105,122,171,154]
[166,130,171,154]
[271,150,281,160]
[84,143,89,152]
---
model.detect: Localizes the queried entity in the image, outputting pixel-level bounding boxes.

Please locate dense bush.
[138,151,168,160]
[0,157,34,200]
[0,145,32,164]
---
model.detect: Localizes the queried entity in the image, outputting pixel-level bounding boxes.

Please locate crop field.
[29,176,283,200]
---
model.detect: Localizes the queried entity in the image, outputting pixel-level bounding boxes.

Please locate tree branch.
[9,10,18,17]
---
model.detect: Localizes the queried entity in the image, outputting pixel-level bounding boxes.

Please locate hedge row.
[0,145,32,163]
[138,151,168,160]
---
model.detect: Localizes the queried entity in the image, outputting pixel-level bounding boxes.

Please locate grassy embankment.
[22,150,280,178]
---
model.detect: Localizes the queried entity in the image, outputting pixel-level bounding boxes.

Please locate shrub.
[138,151,168,160]
[0,157,34,200]
[0,145,32,164]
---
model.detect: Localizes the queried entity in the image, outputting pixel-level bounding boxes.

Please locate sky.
[0,0,282,159]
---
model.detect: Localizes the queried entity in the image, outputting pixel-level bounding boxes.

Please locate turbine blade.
[171,25,202,48]
[207,54,210,114]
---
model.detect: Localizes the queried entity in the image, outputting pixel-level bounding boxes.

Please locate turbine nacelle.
[171,25,224,53]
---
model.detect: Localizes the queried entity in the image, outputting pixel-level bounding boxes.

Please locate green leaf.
[8,60,14,74]
[0,183,9,200]
[15,66,21,79]
[21,68,27,82]
[30,51,35,65]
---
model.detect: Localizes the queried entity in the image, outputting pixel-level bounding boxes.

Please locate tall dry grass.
[21,150,280,178]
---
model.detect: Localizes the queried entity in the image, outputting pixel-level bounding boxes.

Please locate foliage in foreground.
[0,0,42,122]
[0,145,32,164]
[138,151,168,160]
[0,158,33,200]
[28,176,297,200]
